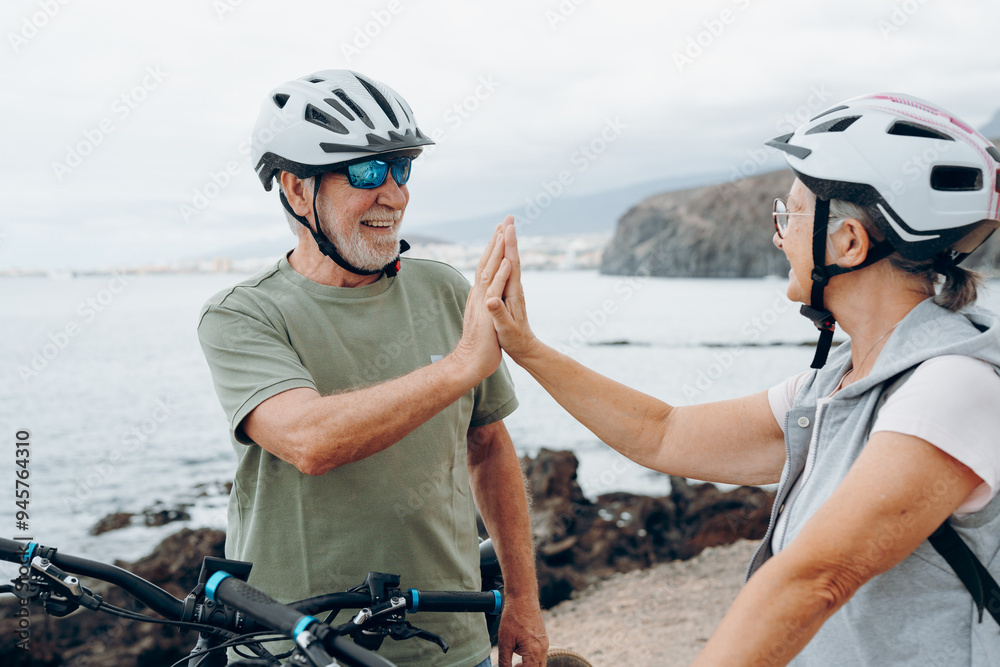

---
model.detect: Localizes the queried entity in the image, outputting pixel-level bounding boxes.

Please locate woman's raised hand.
[487,217,541,362]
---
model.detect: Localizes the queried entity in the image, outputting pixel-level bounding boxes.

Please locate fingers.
[487,258,512,300]
[475,224,503,282]
[501,218,522,300]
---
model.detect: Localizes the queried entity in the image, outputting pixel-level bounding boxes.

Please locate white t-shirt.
[768,355,1000,537]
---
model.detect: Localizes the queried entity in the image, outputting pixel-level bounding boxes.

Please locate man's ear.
[831,218,872,268]
[279,171,313,218]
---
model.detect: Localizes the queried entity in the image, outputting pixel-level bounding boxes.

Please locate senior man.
[197,70,546,667]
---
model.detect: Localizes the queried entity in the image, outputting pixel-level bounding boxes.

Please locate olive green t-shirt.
[197,255,517,667]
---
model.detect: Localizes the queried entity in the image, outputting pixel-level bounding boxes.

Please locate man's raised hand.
[487,218,540,362]
[451,223,508,383]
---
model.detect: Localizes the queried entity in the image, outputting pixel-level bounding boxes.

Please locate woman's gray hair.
[828,199,981,311]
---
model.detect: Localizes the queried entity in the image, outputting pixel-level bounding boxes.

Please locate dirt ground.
[492,539,759,666]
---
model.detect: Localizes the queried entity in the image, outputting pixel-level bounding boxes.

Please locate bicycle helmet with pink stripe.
[767,93,1000,368]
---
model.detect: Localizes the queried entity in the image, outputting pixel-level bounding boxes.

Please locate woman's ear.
[829,218,871,268]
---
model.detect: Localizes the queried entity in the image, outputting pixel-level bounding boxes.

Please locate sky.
[2,0,1000,271]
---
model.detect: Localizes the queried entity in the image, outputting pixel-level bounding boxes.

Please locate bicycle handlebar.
[2,538,503,667]
[207,572,310,640]
[207,572,397,667]
[0,538,183,619]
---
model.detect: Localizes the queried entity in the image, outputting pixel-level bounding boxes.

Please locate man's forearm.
[467,421,538,598]
[246,351,487,475]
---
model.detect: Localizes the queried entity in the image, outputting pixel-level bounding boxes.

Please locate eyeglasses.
[772,198,811,239]
[338,156,412,189]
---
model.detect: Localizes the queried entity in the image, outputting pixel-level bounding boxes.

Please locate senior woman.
[472,94,1000,665]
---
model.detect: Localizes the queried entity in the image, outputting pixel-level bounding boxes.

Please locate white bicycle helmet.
[768,93,1000,262]
[250,70,434,276]
[766,93,1000,368]
[251,70,434,191]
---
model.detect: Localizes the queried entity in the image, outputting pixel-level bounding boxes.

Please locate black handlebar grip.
[0,539,32,564]
[407,590,503,614]
[207,573,314,638]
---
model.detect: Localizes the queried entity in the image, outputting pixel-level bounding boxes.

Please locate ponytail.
[935,263,982,312]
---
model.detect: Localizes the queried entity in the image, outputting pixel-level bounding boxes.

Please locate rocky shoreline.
[0,450,772,666]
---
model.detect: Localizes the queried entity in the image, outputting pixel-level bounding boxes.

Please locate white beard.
[323,209,402,271]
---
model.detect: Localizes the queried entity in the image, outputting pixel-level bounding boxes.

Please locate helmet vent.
[805,116,860,135]
[987,145,1000,163]
[355,76,399,129]
[304,104,349,135]
[888,121,953,141]
[324,98,354,121]
[308,78,324,83]
[332,89,374,130]
[273,94,290,109]
[809,105,849,122]
[930,166,983,192]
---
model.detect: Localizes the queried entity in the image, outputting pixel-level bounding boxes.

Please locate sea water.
[2,270,997,569]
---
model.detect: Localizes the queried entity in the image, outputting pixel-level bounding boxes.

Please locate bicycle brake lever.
[350,596,407,626]
[33,558,83,597]
[31,557,101,614]
[387,621,449,653]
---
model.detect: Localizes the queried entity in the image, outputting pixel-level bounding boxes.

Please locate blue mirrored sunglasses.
[341,156,412,189]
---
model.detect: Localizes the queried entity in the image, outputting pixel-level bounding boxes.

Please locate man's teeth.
[362,220,392,227]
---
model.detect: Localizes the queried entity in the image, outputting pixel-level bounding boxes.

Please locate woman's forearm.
[692,551,847,666]
[512,339,675,471]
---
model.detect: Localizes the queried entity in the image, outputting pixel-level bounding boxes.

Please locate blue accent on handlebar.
[205,571,232,603]
[491,590,502,615]
[409,588,419,613]
[293,615,319,640]
[22,542,37,565]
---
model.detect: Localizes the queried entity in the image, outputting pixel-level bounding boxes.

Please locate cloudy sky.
[3,0,999,270]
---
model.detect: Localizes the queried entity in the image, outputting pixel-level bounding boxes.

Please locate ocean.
[2,269,997,573]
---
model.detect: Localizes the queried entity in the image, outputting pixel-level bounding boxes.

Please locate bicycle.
[1,536,505,666]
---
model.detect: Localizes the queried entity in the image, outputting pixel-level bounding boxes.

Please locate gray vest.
[746,299,1000,666]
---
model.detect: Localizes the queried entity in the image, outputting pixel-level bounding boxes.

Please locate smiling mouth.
[360,220,394,229]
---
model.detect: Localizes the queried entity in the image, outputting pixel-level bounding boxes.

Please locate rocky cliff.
[602,144,1000,278]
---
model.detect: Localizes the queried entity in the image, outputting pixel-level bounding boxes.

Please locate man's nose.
[772,231,783,250]
[375,178,407,209]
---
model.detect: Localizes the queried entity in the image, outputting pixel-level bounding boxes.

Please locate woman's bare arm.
[486,218,786,485]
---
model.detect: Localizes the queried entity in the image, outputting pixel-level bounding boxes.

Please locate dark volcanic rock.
[601,143,1000,278]
[600,170,793,278]
[523,449,773,608]
[0,528,225,667]
[89,503,192,536]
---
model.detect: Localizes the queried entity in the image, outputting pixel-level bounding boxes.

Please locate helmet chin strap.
[799,197,895,369]
[279,173,408,278]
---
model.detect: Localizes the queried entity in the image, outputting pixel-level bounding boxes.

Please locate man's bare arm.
[243,226,508,475]
[468,421,548,667]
